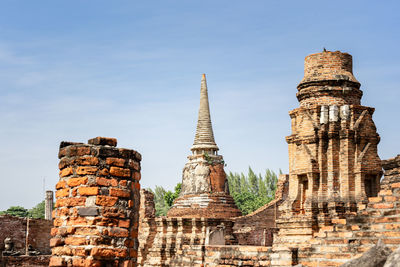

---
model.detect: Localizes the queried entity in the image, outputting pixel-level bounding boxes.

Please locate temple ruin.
[1,50,400,267]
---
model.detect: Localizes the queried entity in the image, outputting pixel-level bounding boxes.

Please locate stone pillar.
[50,137,141,267]
[45,190,54,220]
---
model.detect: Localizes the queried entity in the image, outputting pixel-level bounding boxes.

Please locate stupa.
[167,74,242,218]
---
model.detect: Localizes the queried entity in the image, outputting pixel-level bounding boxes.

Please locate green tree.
[29,201,45,219]
[148,186,169,217]
[0,206,28,217]
[149,183,182,217]
[227,167,279,215]
[164,183,181,207]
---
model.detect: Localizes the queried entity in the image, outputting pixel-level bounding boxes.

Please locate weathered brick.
[78,186,99,196]
[110,188,130,198]
[60,167,73,177]
[56,188,70,198]
[65,236,86,246]
[91,247,128,258]
[110,166,130,178]
[56,180,67,189]
[76,166,98,175]
[106,157,125,167]
[96,195,118,206]
[67,177,88,187]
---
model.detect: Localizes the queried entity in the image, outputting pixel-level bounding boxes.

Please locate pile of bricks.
[50,137,141,267]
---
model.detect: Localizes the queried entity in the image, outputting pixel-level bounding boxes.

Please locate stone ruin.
[1,50,400,267]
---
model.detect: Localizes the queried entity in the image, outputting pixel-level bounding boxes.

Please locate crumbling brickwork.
[50,137,141,267]
[138,189,236,266]
[0,215,52,255]
[232,174,289,246]
[270,51,395,266]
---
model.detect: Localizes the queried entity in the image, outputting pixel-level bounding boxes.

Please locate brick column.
[50,137,141,267]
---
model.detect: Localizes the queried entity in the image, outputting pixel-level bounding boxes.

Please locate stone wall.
[232,174,289,246]
[50,137,141,267]
[0,215,52,255]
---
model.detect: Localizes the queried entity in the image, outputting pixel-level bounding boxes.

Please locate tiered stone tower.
[272,50,382,266]
[167,74,241,218]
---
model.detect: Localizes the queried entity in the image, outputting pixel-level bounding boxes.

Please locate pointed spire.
[191,74,219,153]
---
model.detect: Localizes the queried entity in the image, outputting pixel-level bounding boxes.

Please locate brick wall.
[50,137,141,267]
[1,255,50,267]
[0,215,52,255]
[138,189,237,266]
[232,174,288,246]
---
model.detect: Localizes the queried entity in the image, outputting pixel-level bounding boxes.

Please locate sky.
[0,1,399,210]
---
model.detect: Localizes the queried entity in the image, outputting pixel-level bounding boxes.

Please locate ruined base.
[167,193,242,218]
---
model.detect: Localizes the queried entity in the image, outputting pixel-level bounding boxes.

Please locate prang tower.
[272,51,382,261]
[167,74,241,218]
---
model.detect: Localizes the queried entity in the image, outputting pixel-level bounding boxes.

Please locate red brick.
[60,167,73,177]
[52,246,72,256]
[72,248,87,257]
[56,188,70,198]
[133,171,141,181]
[76,166,97,175]
[67,177,88,187]
[106,157,125,167]
[55,197,86,207]
[65,236,86,245]
[91,247,128,258]
[96,177,118,187]
[118,219,130,228]
[96,195,118,206]
[110,188,130,198]
[88,136,117,147]
[107,227,129,237]
[392,182,400,188]
[99,168,109,176]
[49,257,66,266]
[50,237,64,247]
[373,203,394,209]
[56,180,67,189]
[78,187,99,196]
[110,166,130,178]
[75,156,99,166]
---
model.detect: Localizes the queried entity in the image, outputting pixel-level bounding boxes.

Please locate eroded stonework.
[167,74,241,218]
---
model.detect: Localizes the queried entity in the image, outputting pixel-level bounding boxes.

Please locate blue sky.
[0,1,399,210]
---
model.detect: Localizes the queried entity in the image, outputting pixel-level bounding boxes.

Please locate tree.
[149,183,182,217]
[164,183,181,207]
[29,201,45,219]
[227,167,279,215]
[148,186,169,217]
[0,206,28,217]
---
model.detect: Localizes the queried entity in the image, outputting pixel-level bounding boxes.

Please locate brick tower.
[271,51,382,266]
[167,74,241,218]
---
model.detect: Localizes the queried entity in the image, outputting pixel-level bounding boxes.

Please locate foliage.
[0,206,29,217]
[0,201,46,218]
[164,183,181,207]
[148,186,169,217]
[227,167,279,215]
[29,201,45,219]
[149,183,182,217]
